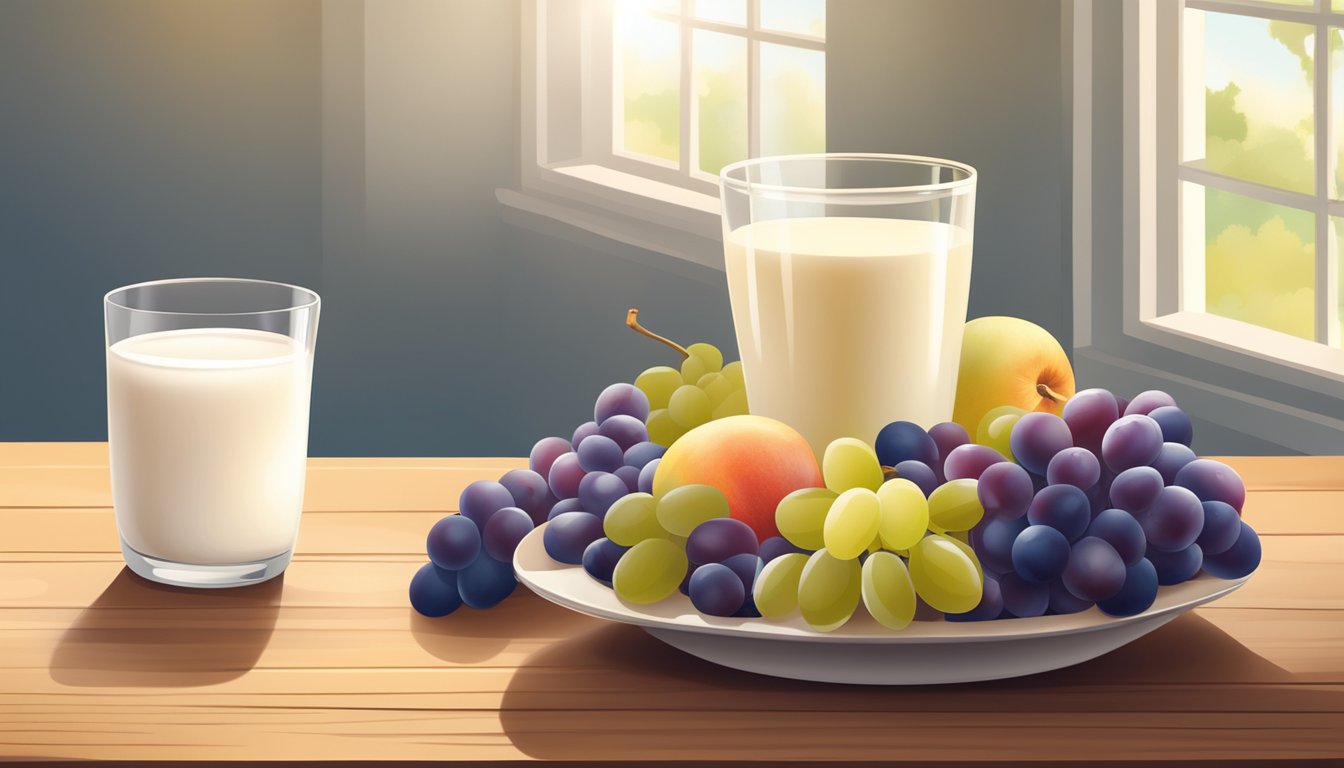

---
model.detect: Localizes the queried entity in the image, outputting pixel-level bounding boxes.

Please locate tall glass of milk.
[719,154,976,457]
[104,278,320,588]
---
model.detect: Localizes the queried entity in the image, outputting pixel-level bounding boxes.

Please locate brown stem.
[1037,383,1068,403]
[626,308,690,361]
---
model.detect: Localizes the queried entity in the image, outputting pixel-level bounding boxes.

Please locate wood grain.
[0,443,1341,764]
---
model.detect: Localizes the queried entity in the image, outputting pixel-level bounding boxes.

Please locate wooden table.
[1,443,1341,765]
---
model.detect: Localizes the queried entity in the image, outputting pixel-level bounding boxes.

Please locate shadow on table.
[408,590,603,665]
[49,567,283,687]
[498,611,1320,760]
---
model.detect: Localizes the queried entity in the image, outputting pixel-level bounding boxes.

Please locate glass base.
[120,537,292,589]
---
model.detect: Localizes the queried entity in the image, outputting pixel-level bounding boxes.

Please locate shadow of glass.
[410,590,604,665]
[49,567,283,688]
[499,611,1327,760]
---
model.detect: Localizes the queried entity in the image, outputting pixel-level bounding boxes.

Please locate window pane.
[616,10,680,163]
[1203,187,1315,340]
[1334,28,1344,198]
[759,43,824,156]
[1190,10,1314,195]
[1335,217,1344,346]
[759,0,825,39]
[695,0,746,26]
[694,30,747,175]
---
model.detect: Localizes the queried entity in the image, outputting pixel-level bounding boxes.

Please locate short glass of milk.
[104,278,320,588]
[719,154,976,457]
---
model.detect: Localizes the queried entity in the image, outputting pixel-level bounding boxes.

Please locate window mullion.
[748,0,761,158]
[1316,19,1334,344]
[680,1,693,178]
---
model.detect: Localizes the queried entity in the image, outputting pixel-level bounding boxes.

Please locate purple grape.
[456,551,516,609]
[547,497,585,520]
[571,420,601,450]
[1140,485,1204,552]
[481,506,534,562]
[1174,459,1246,512]
[1062,536,1126,601]
[722,553,764,617]
[1109,466,1164,515]
[1115,395,1131,415]
[928,421,971,479]
[1197,500,1241,556]
[543,511,604,564]
[576,434,624,473]
[974,514,1028,574]
[759,536,807,563]
[874,421,939,468]
[582,537,628,586]
[594,382,651,424]
[1012,524,1071,582]
[892,460,939,497]
[638,458,660,494]
[426,514,481,571]
[409,563,462,617]
[499,468,555,525]
[458,480,514,528]
[1009,412,1073,476]
[1097,558,1158,617]
[943,443,1007,481]
[678,560,695,595]
[1086,508,1147,566]
[1152,442,1197,485]
[1000,572,1050,617]
[688,563,747,617]
[1027,484,1091,541]
[1148,542,1203,585]
[1048,578,1094,614]
[1148,406,1193,446]
[529,436,573,477]
[1101,414,1164,472]
[1046,446,1101,491]
[577,471,629,518]
[546,452,586,500]
[945,574,1003,622]
[598,414,648,452]
[1125,389,1177,417]
[977,461,1034,520]
[1202,521,1260,579]
[1062,387,1120,454]
[623,441,666,469]
[614,464,641,493]
[1086,483,1108,516]
[686,518,759,565]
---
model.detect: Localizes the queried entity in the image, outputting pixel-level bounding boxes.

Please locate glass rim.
[719,153,978,198]
[104,277,321,317]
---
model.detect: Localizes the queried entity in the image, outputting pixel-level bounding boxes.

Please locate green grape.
[612,537,689,604]
[711,387,748,419]
[976,405,1027,459]
[907,534,983,614]
[753,552,808,618]
[876,478,930,551]
[927,478,984,533]
[680,355,708,385]
[774,487,835,550]
[687,342,723,372]
[822,437,884,493]
[635,366,684,410]
[646,408,685,447]
[699,372,733,406]
[604,492,666,546]
[861,551,916,631]
[656,483,730,536]
[943,532,984,582]
[668,384,712,428]
[721,360,744,386]
[823,488,881,560]
[797,549,862,632]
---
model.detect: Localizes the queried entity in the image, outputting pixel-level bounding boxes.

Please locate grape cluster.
[635,343,747,447]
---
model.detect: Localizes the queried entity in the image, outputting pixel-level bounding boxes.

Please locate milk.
[724,216,973,456]
[107,327,313,564]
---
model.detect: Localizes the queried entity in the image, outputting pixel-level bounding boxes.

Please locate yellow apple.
[952,316,1075,436]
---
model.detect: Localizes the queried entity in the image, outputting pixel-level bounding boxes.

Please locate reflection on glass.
[1203,187,1315,340]
[759,0,825,38]
[695,0,747,26]
[617,9,680,162]
[759,42,824,156]
[694,30,748,175]
[1194,9,1314,194]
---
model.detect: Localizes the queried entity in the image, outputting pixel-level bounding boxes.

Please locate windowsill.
[1141,312,1344,385]
[550,164,720,216]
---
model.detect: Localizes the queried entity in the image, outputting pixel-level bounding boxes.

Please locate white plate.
[513,525,1250,685]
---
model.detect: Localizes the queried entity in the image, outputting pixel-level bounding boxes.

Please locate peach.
[652,415,823,542]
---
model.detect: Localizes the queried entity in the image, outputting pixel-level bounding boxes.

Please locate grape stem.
[1037,383,1068,403]
[626,308,690,361]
